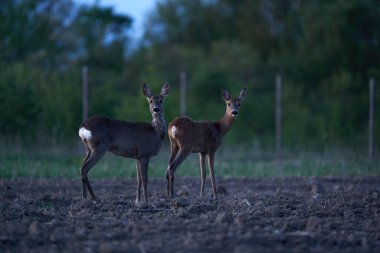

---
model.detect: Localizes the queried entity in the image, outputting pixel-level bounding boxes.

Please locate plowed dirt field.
[1,177,379,252]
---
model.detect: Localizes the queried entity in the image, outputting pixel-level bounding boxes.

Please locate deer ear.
[221,88,230,101]
[160,83,170,97]
[238,88,247,101]
[143,83,152,98]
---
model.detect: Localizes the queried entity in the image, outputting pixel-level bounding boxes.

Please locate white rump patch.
[171,126,177,139]
[79,127,92,140]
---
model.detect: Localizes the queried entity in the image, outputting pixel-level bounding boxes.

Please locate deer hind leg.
[80,147,107,202]
[167,148,190,198]
[166,143,179,197]
[80,144,92,199]
[207,152,217,199]
[199,152,206,197]
[82,143,92,164]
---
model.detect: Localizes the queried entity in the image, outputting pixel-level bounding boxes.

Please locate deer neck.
[217,112,235,136]
[152,113,167,140]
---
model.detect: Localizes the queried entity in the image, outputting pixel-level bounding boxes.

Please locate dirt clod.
[28,221,39,236]
[176,188,189,196]
[170,197,190,209]
[2,190,20,201]
[216,185,228,196]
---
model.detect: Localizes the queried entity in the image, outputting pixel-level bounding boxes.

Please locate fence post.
[180,71,187,116]
[275,74,282,160]
[369,77,375,159]
[82,66,88,121]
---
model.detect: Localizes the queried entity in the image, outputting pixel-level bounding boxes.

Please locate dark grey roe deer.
[78,84,170,203]
[166,88,247,198]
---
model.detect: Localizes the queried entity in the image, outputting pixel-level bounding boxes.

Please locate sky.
[75,0,158,41]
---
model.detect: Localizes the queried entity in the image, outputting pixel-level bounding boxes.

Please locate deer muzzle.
[153,107,160,116]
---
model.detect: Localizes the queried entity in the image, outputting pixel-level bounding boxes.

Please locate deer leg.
[207,152,217,199]
[166,144,179,197]
[167,148,191,198]
[135,160,142,203]
[80,152,92,200]
[80,146,92,197]
[199,152,206,197]
[138,158,149,203]
[168,144,180,164]
[80,147,107,202]
[82,144,92,164]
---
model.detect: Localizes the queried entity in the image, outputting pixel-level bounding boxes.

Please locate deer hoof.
[135,201,149,209]
[92,196,101,204]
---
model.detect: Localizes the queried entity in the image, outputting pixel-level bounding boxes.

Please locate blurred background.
[1,0,379,177]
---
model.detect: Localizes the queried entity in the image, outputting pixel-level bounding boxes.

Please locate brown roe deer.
[78,83,170,203]
[166,87,247,198]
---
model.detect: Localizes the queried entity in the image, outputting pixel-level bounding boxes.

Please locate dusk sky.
[75,0,158,40]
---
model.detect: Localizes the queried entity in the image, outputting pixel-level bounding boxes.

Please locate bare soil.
[1,177,380,253]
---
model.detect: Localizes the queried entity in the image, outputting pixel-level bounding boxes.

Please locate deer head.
[221,87,247,117]
[143,83,170,139]
[143,83,170,119]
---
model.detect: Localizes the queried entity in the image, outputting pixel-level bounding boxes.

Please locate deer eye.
[160,100,163,104]
[227,103,231,106]
[150,100,153,104]
[238,103,240,107]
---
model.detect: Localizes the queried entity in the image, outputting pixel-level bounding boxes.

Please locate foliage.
[1,145,379,178]
[0,0,379,151]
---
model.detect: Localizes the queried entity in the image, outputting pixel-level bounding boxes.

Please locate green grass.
[0,143,379,179]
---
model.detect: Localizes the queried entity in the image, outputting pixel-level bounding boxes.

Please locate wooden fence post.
[275,74,282,160]
[369,77,375,159]
[82,66,88,121]
[180,71,187,116]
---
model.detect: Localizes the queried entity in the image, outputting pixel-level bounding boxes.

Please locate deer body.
[169,118,225,153]
[166,88,247,198]
[79,84,169,203]
[80,117,162,159]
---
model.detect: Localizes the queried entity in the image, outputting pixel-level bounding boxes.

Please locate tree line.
[1,0,379,150]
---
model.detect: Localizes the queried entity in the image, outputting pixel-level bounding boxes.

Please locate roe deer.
[166,87,247,198]
[78,83,170,203]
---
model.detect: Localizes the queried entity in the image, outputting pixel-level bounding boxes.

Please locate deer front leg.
[167,148,190,198]
[199,152,206,197]
[80,147,107,203]
[207,152,217,199]
[138,158,149,203]
[135,160,142,203]
[165,170,171,198]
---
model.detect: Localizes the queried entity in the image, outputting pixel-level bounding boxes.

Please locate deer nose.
[231,111,238,116]
[153,108,160,113]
